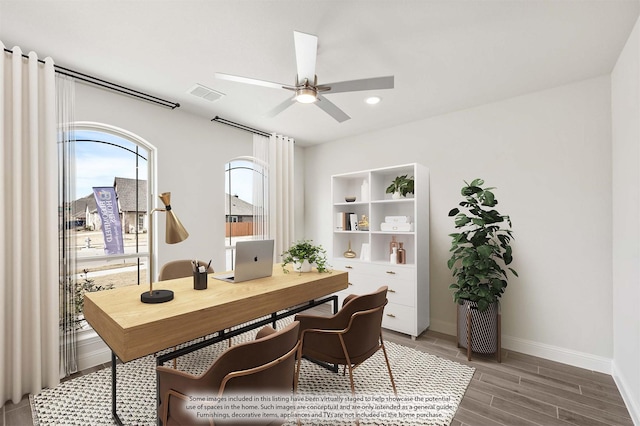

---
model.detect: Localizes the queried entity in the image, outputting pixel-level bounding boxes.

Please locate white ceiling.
[1,1,638,146]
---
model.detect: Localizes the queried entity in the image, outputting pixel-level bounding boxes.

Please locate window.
[224,157,267,269]
[63,123,154,326]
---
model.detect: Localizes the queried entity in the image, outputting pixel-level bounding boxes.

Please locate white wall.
[303,76,614,372]
[75,84,252,273]
[611,15,640,425]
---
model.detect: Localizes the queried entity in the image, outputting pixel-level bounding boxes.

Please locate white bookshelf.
[331,163,429,338]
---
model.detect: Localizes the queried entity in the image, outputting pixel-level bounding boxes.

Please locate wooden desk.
[84,264,348,362]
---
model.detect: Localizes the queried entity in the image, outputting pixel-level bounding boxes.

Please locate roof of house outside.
[114,177,148,212]
[225,194,254,216]
[72,193,96,219]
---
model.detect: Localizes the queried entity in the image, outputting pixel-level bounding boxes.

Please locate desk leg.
[111,351,124,426]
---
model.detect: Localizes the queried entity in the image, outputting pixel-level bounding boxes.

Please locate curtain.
[57,75,77,376]
[0,43,60,404]
[252,133,295,259]
[252,135,270,239]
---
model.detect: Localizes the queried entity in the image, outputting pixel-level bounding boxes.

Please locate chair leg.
[380,336,397,395]
[338,335,355,395]
[294,343,303,393]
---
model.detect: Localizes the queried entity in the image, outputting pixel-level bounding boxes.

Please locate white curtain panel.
[252,135,270,239]
[269,134,295,259]
[57,75,78,377]
[0,43,59,404]
[252,133,295,260]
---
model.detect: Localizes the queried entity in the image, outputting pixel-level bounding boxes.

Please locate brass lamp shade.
[141,192,189,304]
[159,192,189,244]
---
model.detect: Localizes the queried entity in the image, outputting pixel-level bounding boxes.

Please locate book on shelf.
[337,212,358,231]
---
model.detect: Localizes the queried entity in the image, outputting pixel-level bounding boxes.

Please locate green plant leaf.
[455,215,471,226]
[447,257,456,269]
[477,245,493,258]
[448,208,460,216]
[481,190,495,205]
[462,185,483,196]
[477,299,489,312]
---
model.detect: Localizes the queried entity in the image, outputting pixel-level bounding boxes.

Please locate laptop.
[214,239,275,283]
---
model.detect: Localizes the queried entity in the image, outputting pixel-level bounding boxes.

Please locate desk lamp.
[141,192,189,303]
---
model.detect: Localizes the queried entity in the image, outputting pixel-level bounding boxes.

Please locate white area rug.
[31,323,474,426]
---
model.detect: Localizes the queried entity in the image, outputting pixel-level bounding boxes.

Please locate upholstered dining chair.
[159,259,216,367]
[159,259,214,281]
[156,321,301,426]
[294,286,397,396]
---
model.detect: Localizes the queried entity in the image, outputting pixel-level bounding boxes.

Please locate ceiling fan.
[215,31,394,123]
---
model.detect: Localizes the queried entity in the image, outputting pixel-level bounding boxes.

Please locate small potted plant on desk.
[447,178,517,362]
[386,174,415,199]
[281,239,330,273]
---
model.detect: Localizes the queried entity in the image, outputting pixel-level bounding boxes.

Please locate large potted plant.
[386,174,414,199]
[281,239,330,273]
[447,178,517,358]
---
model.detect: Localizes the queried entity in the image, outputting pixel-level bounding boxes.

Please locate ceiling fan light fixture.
[295,87,318,104]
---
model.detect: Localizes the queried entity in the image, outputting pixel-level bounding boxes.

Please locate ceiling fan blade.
[215,72,293,91]
[293,31,318,84]
[316,94,350,123]
[265,97,296,118]
[318,75,394,94]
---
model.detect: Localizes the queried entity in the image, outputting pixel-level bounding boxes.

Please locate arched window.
[224,157,267,269]
[60,122,154,329]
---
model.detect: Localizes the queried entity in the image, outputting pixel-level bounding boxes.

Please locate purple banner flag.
[93,187,124,255]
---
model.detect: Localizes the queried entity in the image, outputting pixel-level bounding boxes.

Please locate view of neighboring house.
[225,193,254,237]
[74,177,147,234]
[71,193,95,229]
[114,177,147,233]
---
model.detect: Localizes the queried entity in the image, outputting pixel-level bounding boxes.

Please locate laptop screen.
[229,239,275,283]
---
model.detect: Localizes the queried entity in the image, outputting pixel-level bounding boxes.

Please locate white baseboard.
[76,330,111,372]
[502,335,612,374]
[612,361,640,426]
[428,320,612,374]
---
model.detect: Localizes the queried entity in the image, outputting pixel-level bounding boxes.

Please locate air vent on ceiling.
[188,84,225,102]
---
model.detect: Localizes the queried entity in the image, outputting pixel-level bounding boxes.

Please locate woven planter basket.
[457,299,499,354]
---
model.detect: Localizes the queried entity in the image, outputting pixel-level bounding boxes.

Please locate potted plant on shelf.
[386,174,414,199]
[281,239,330,273]
[447,178,517,360]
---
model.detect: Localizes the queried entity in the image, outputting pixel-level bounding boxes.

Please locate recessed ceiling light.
[365,96,381,105]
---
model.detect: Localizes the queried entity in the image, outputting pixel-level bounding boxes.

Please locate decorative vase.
[392,191,402,200]
[457,299,499,354]
[344,241,357,258]
[294,259,313,273]
[397,242,406,264]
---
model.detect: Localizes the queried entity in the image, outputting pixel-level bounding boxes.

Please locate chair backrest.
[159,322,300,425]
[159,259,213,281]
[340,301,388,365]
[204,320,301,395]
[300,286,388,365]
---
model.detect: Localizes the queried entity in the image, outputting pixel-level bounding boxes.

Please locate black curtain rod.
[211,116,271,138]
[4,48,180,110]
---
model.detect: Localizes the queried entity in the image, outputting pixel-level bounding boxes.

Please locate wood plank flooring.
[382,328,633,426]
[2,322,634,425]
